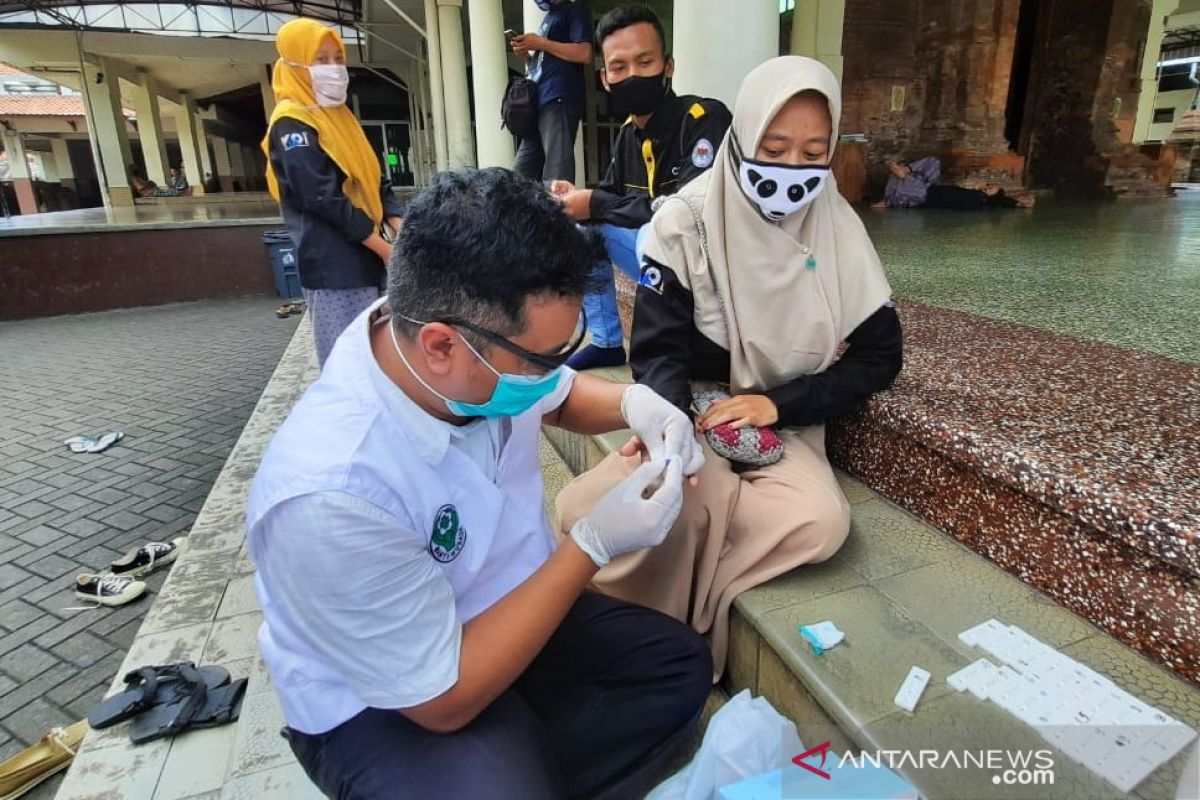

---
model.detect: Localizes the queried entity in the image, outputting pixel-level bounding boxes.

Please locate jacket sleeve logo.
[430,504,467,562]
[281,132,309,151]
[639,264,664,295]
[691,138,715,169]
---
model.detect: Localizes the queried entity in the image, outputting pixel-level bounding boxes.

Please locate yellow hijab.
[262,18,383,224]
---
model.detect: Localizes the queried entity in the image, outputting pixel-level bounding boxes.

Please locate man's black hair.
[595,5,667,56]
[388,168,605,345]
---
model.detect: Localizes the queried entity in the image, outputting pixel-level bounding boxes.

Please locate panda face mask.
[732,134,830,221]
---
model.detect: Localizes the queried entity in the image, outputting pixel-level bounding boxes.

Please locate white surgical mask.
[732,135,830,221]
[308,63,349,107]
[287,59,349,108]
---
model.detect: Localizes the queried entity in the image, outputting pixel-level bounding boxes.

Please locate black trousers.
[513,99,582,183]
[284,591,712,800]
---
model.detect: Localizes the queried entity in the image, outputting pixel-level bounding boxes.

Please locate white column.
[132,70,169,185]
[175,92,206,195]
[673,0,779,110]
[193,116,214,187]
[260,64,277,120]
[424,0,450,169]
[51,137,74,180]
[228,141,246,188]
[437,0,475,168]
[408,74,426,186]
[211,135,234,191]
[1,128,29,178]
[34,152,59,182]
[467,0,514,167]
[790,0,845,82]
[84,57,135,206]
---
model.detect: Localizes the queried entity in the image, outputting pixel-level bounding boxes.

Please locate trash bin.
[262,230,302,299]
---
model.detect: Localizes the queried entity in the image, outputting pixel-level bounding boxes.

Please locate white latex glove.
[570,458,684,568]
[621,384,705,477]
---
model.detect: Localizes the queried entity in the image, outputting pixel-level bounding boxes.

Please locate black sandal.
[87,663,229,730]
[128,663,207,745]
[184,678,248,731]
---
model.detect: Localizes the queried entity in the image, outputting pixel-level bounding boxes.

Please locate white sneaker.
[109,538,186,578]
[73,574,146,607]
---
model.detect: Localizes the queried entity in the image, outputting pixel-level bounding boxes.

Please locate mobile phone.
[504,28,518,47]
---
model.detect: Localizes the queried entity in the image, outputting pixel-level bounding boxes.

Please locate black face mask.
[607,72,670,119]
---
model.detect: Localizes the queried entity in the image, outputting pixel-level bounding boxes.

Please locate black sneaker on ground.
[109,538,186,578]
[74,574,146,607]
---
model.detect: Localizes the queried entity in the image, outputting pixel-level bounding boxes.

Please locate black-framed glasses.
[435,309,588,372]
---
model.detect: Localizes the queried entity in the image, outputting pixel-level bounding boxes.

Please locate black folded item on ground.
[88,662,247,745]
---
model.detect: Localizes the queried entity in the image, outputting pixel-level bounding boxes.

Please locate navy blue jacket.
[267,118,406,290]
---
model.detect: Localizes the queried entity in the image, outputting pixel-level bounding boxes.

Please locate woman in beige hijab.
[556,56,902,678]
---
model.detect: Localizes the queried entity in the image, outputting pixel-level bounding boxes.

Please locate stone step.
[541,419,1200,799]
[608,277,1199,686]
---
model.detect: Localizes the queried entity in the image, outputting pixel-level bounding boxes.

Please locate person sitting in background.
[169,166,190,194]
[554,5,731,371]
[873,156,1034,210]
[128,165,179,198]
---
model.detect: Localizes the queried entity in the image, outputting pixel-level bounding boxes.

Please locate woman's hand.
[363,231,392,263]
[619,435,700,487]
[698,394,778,431]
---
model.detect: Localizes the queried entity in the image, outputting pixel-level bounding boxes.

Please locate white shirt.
[245,299,574,734]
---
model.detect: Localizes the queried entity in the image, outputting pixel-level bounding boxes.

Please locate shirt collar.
[359,299,458,466]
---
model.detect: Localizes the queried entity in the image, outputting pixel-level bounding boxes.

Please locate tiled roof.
[0,62,23,76]
[0,94,134,118]
[0,94,88,116]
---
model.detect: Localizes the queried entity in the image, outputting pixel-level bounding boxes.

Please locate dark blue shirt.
[528,1,590,111]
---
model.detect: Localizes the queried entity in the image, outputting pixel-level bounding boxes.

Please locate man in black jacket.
[553,5,731,370]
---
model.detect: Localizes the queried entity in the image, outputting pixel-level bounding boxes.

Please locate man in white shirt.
[247,168,711,799]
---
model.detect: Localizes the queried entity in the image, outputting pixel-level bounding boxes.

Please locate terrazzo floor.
[861,188,1200,364]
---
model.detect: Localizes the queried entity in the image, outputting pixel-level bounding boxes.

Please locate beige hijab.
[641,56,892,395]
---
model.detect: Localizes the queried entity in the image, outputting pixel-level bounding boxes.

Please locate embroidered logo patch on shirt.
[280,132,309,151]
[640,264,664,295]
[691,138,715,169]
[429,504,467,563]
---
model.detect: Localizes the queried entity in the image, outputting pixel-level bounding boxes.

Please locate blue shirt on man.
[528,1,591,111]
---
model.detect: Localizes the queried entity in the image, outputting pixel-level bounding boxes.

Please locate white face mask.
[290,62,349,107]
[733,135,830,221]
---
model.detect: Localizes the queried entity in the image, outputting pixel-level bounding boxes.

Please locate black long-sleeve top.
[630,258,903,427]
[267,118,407,290]
[588,91,732,228]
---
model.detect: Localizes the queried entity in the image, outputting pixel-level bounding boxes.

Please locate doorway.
[1005,0,1041,152]
[361,121,415,186]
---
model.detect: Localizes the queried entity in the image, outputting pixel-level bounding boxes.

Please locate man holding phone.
[512,0,593,182]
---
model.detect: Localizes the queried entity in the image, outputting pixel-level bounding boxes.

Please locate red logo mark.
[792,740,833,780]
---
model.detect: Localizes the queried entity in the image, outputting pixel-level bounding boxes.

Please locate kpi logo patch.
[429,504,467,563]
[691,138,715,169]
[280,132,309,151]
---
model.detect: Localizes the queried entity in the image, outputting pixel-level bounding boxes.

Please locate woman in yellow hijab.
[263,17,405,366]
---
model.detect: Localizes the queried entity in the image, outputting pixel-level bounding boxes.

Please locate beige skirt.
[554,425,851,681]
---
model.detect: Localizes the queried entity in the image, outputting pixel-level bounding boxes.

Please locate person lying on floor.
[557,56,903,680]
[247,168,712,800]
[872,157,1034,209]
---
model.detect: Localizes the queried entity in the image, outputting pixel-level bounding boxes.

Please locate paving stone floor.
[0,296,299,798]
